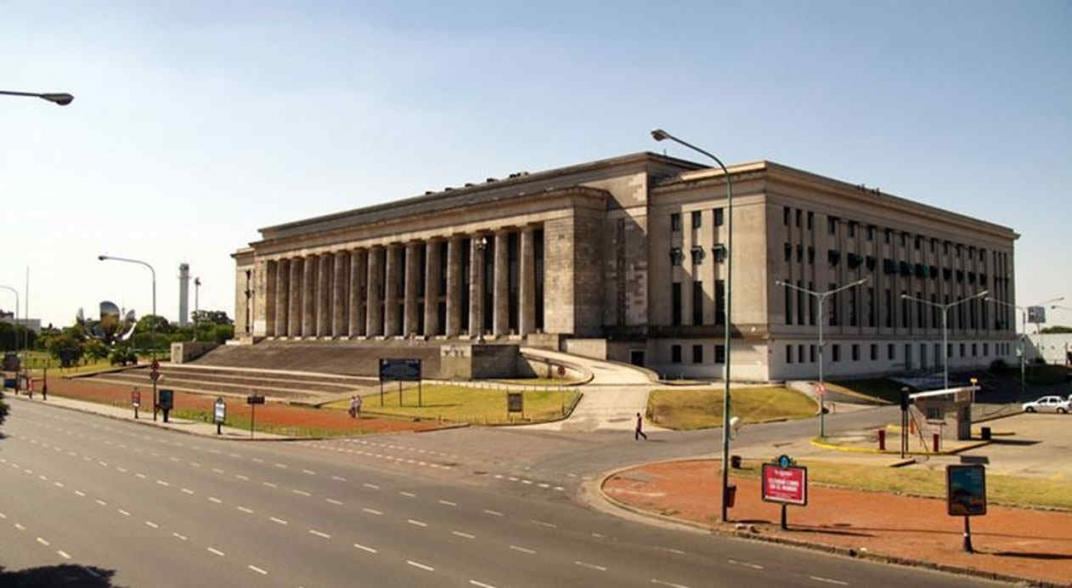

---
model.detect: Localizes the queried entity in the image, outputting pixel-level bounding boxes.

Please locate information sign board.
[246,395,266,405]
[507,392,524,413]
[947,464,987,517]
[131,390,141,408]
[378,358,422,382]
[214,398,227,424]
[158,389,174,410]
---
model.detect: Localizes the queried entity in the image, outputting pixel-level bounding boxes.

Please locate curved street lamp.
[0,285,22,367]
[902,290,988,391]
[0,90,74,106]
[98,254,159,418]
[651,128,734,523]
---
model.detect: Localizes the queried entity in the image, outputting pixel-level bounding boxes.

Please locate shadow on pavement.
[0,564,117,587]
[988,551,1072,561]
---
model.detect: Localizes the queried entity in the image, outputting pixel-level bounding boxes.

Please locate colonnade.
[263,226,542,339]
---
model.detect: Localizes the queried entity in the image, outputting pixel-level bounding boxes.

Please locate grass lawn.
[490,377,578,386]
[171,408,360,438]
[647,386,816,431]
[324,384,581,425]
[827,378,903,403]
[731,459,1072,511]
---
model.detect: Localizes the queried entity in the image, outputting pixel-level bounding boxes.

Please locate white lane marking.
[236,474,250,481]
[270,517,288,526]
[406,560,435,572]
[651,579,689,588]
[302,469,316,475]
[0,512,5,519]
[407,519,428,528]
[509,545,536,554]
[554,486,565,491]
[156,480,170,487]
[274,463,287,469]
[53,482,64,488]
[36,537,51,546]
[237,506,254,514]
[353,543,378,554]
[208,547,225,557]
[15,523,26,531]
[363,483,379,490]
[452,531,476,539]
[470,581,496,588]
[145,521,159,529]
[331,475,347,482]
[117,467,128,473]
[173,532,188,541]
[728,559,764,570]
[135,473,147,479]
[531,520,557,528]
[292,489,311,497]
[362,508,383,516]
[483,509,503,517]
[57,550,71,560]
[118,509,131,517]
[95,500,107,506]
[810,577,849,586]
[182,488,195,495]
[39,475,48,481]
[309,529,331,539]
[438,499,457,507]
[325,498,343,506]
[209,497,223,504]
[262,482,278,488]
[575,560,607,572]
[400,491,416,498]
[212,468,225,474]
[252,458,264,463]
[248,565,268,575]
[659,546,685,555]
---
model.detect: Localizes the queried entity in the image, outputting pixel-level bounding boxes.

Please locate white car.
[1022,396,1070,414]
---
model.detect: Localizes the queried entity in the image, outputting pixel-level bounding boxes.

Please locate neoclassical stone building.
[233,152,1018,381]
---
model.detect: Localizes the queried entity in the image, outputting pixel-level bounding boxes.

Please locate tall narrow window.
[671,282,682,326]
[691,211,702,229]
[692,280,703,326]
[670,213,681,232]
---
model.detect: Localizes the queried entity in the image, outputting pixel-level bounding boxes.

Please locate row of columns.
[265,227,539,339]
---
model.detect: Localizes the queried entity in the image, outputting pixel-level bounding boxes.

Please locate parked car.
[1021,396,1070,414]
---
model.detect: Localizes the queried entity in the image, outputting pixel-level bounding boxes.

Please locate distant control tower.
[178,263,190,327]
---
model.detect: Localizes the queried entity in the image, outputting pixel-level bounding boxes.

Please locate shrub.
[989,358,1008,372]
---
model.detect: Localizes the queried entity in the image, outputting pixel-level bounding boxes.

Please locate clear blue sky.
[1,0,1069,328]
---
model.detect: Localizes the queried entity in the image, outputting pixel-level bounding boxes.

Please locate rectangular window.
[983,342,989,356]
[783,207,791,226]
[795,209,802,228]
[715,280,726,325]
[784,282,793,325]
[849,288,858,327]
[786,345,793,364]
[671,282,682,326]
[671,247,682,266]
[870,344,878,361]
[796,281,805,326]
[887,344,895,360]
[829,283,839,326]
[867,287,876,327]
[713,245,726,263]
[916,292,924,329]
[852,344,860,361]
[848,222,857,238]
[867,225,875,241]
[714,208,724,226]
[691,211,702,229]
[884,228,892,244]
[959,343,966,357]
[971,343,978,357]
[714,345,726,364]
[832,344,841,362]
[806,211,814,230]
[809,345,816,363]
[827,217,838,235]
[692,281,703,326]
[884,289,893,328]
[901,293,909,328]
[784,243,792,262]
[671,344,682,364]
[670,213,681,232]
[798,344,805,363]
[692,344,703,363]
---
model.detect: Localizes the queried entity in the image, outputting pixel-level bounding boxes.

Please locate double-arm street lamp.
[0,285,22,368]
[651,128,734,523]
[776,278,868,438]
[901,290,988,391]
[0,90,74,106]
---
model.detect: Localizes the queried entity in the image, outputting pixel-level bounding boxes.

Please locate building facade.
[233,152,1018,381]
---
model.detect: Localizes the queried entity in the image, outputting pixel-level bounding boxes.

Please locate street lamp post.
[902,290,988,391]
[651,128,734,522]
[986,297,1029,397]
[0,90,74,106]
[0,285,22,381]
[99,255,158,420]
[1031,297,1065,364]
[776,278,868,438]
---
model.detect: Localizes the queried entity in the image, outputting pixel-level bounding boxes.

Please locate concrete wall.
[563,338,607,360]
[170,341,220,364]
[1027,333,1072,365]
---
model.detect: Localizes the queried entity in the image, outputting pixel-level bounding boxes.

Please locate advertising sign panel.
[761,463,808,506]
[947,464,987,517]
[378,358,422,382]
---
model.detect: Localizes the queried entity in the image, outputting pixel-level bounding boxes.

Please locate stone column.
[445,236,463,337]
[332,250,349,338]
[317,254,332,337]
[274,258,289,337]
[366,246,384,336]
[349,249,367,337]
[469,235,486,336]
[384,244,402,336]
[492,229,510,336]
[302,254,317,337]
[262,260,277,337]
[424,239,442,336]
[519,227,536,336]
[288,257,303,337]
[403,242,421,336]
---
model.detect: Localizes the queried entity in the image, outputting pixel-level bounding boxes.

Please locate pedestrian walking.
[349,395,362,419]
[635,412,648,441]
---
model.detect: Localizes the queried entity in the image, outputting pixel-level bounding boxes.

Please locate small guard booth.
[909,385,977,441]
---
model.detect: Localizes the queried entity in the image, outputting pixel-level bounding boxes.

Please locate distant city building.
[233,152,1018,381]
[0,311,42,333]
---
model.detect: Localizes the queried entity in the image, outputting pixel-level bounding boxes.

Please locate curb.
[593,459,1061,588]
[809,437,992,456]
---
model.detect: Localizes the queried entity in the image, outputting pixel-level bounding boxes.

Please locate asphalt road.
[0,399,998,587]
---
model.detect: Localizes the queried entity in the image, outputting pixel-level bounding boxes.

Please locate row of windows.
[782,206,996,262]
[671,280,726,326]
[670,344,726,364]
[784,341,1011,364]
[671,209,725,232]
[782,243,994,286]
[671,245,726,266]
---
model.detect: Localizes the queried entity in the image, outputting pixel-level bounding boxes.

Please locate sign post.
[158,389,174,423]
[947,464,987,553]
[150,359,161,422]
[761,455,808,530]
[132,388,141,419]
[213,397,227,435]
[507,391,524,420]
[247,394,265,439]
[378,359,422,408]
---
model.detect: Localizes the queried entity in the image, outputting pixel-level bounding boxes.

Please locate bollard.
[878,428,886,451]
[932,432,940,453]
[725,484,737,508]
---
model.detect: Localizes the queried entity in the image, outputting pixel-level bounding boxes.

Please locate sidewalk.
[601,458,1072,586]
[8,394,289,440]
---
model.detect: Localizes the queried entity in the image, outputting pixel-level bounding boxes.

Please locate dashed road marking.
[728,559,764,570]
[331,475,347,482]
[270,517,288,526]
[575,560,607,572]
[452,531,475,539]
[400,491,416,498]
[95,500,107,507]
[407,519,428,528]
[57,550,71,560]
[248,565,268,575]
[118,509,131,517]
[363,483,380,490]
[172,532,188,541]
[483,509,503,517]
[362,508,383,516]
[302,469,316,475]
[209,497,223,504]
[182,488,195,495]
[36,537,50,546]
[237,506,254,514]
[407,560,435,572]
[262,482,278,488]
[438,499,457,507]
[651,579,689,588]
[510,545,536,554]
[145,521,159,529]
[309,529,331,539]
[354,542,378,554]
[156,480,170,487]
[810,577,848,586]
[208,547,225,557]
[326,498,343,506]
[15,523,26,531]
[531,520,557,528]
[470,581,496,588]
[236,474,250,481]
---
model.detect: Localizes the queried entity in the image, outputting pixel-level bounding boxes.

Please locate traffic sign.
[213,397,227,424]
[151,359,160,371]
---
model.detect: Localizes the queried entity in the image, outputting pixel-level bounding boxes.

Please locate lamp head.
[900,293,908,299]
[977,289,990,298]
[40,93,74,106]
[98,255,107,261]
[650,128,671,142]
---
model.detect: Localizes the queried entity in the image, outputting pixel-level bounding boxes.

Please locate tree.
[47,333,84,367]
[1041,325,1072,334]
[84,339,109,361]
[191,310,232,325]
[134,314,173,335]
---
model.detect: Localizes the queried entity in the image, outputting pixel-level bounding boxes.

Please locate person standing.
[354,394,363,419]
[635,412,648,441]
[348,395,358,419]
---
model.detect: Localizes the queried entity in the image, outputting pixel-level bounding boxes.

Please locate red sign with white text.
[762,464,808,506]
